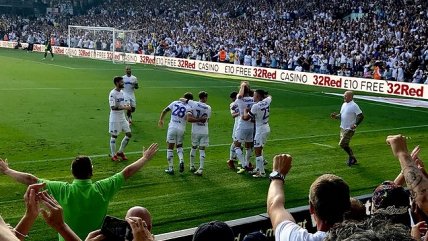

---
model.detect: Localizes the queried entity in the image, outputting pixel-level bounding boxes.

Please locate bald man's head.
[125,206,152,231]
[344,91,354,103]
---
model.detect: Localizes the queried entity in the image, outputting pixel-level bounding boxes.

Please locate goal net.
[112,29,142,64]
[67,25,142,64]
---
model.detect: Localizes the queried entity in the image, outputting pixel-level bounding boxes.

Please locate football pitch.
[0,48,427,240]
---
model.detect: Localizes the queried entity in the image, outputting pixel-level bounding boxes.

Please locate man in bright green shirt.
[0,143,159,241]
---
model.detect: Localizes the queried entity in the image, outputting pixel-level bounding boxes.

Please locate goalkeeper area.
[68,25,142,64]
[0,48,427,240]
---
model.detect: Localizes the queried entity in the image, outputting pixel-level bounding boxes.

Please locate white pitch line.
[43,62,77,70]
[311,143,334,148]
[11,124,428,165]
[3,55,156,71]
[3,55,78,70]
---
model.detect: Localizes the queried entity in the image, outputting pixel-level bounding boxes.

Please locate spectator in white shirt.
[267,154,350,241]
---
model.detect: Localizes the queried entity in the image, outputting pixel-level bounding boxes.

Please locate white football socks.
[190,148,197,167]
[167,149,174,169]
[118,136,130,153]
[199,150,205,169]
[177,147,184,163]
[110,137,116,156]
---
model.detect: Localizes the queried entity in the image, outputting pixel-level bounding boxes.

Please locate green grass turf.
[0,48,427,240]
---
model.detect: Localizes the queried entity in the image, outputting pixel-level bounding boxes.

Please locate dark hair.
[324,215,413,241]
[249,89,254,97]
[372,181,409,210]
[309,174,350,225]
[230,91,238,99]
[71,156,93,179]
[199,91,208,99]
[113,76,123,85]
[255,89,268,99]
[324,220,367,241]
[243,231,268,241]
[184,92,194,100]
[192,221,234,241]
[371,181,411,227]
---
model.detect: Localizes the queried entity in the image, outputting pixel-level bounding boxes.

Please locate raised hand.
[39,191,66,230]
[272,154,292,176]
[142,143,159,162]
[126,217,154,241]
[24,183,46,218]
[386,135,409,157]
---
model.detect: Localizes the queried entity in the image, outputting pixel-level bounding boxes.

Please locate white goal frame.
[112,28,142,64]
[67,25,142,64]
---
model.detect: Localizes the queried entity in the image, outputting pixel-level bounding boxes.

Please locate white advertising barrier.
[155,56,427,99]
[2,41,426,99]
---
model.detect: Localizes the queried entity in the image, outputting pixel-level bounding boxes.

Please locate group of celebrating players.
[228,82,272,178]
[108,67,271,177]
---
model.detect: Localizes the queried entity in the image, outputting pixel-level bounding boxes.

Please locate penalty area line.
[11,124,428,165]
[311,143,334,148]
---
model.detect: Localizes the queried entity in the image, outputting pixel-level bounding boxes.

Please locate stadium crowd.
[1,0,428,83]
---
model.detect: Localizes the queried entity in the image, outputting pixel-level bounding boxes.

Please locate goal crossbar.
[67,25,143,63]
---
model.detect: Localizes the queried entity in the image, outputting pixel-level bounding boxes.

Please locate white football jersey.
[109,88,127,122]
[167,101,191,131]
[249,96,271,129]
[188,100,211,135]
[122,74,138,96]
[230,101,239,133]
[235,96,255,130]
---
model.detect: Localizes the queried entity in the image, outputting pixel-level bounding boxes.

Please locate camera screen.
[101,216,133,241]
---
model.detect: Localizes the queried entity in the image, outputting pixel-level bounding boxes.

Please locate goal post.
[67,25,142,64]
[68,25,116,60]
[112,28,142,64]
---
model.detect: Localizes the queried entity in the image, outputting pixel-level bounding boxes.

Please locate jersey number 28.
[172,105,186,118]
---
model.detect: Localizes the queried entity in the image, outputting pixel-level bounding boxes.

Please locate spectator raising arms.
[0,143,159,241]
[267,154,350,241]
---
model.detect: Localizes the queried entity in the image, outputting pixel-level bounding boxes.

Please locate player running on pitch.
[42,34,54,60]
[122,66,139,125]
[108,76,132,161]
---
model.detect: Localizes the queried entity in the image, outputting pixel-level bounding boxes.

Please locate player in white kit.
[186,91,211,176]
[227,91,241,170]
[243,89,271,177]
[159,92,203,174]
[109,76,132,161]
[235,81,255,174]
[122,66,139,125]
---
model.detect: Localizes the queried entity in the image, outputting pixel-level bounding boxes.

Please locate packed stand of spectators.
[2,0,428,83]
